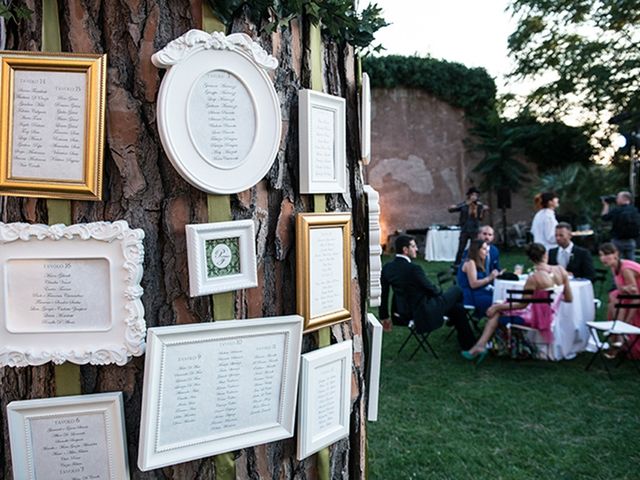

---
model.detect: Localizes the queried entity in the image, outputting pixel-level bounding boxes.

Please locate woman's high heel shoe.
[475,349,489,365]
[461,350,479,361]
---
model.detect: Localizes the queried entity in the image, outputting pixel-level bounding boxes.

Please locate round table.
[424,228,460,262]
[492,278,596,360]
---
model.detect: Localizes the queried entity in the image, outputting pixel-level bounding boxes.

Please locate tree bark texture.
[0,2,369,479]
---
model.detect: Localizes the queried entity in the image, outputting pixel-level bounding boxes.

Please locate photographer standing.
[449,187,489,267]
[601,191,640,260]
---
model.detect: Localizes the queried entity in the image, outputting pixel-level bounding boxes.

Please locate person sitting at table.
[457,239,502,317]
[461,225,501,271]
[379,234,476,349]
[597,242,640,359]
[461,243,573,363]
[548,222,595,281]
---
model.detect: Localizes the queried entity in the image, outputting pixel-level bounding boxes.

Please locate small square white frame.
[0,221,145,366]
[138,315,303,471]
[186,219,257,296]
[7,392,130,480]
[297,340,352,460]
[298,89,346,194]
[366,313,383,421]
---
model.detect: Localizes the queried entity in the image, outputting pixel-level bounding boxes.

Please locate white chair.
[585,294,640,378]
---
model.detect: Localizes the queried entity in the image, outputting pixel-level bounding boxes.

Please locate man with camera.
[601,191,640,260]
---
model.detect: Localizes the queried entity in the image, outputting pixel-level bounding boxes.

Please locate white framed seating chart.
[364,185,382,307]
[152,30,282,194]
[7,392,130,480]
[296,212,352,332]
[298,89,346,193]
[0,221,145,367]
[137,315,303,471]
[366,313,383,421]
[185,219,257,296]
[360,72,371,165]
[297,340,352,460]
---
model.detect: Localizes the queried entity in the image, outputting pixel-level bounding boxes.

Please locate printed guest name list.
[11,70,86,181]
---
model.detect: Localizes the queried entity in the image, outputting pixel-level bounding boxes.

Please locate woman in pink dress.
[598,242,640,359]
[462,243,573,363]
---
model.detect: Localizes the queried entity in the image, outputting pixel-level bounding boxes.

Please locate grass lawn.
[367,250,640,479]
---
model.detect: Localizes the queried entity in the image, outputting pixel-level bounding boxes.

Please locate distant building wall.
[367,87,536,248]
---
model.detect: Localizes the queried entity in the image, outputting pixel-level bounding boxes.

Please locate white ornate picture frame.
[364,185,382,307]
[138,315,303,471]
[152,30,282,194]
[366,314,383,421]
[7,392,130,480]
[0,221,145,366]
[297,340,352,460]
[298,89,346,193]
[185,219,257,296]
[360,72,371,165]
[296,213,352,332]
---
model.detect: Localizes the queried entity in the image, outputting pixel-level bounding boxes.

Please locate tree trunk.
[0,2,368,479]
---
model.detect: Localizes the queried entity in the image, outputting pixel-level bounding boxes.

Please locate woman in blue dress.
[456,239,501,317]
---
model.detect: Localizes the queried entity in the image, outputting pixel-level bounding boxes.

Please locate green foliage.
[363,55,497,118]
[532,163,626,227]
[206,0,389,52]
[470,112,530,193]
[503,115,594,170]
[507,0,640,122]
[0,2,32,22]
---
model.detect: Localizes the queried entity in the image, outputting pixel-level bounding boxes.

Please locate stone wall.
[366,87,536,249]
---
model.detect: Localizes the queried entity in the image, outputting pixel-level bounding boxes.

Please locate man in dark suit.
[548,222,595,280]
[379,235,476,349]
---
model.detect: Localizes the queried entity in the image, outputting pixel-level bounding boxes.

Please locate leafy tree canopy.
[504,115,594,169]
[507,0,640,126]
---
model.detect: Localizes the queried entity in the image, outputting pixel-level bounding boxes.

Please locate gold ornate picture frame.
[296,212,352,332]
[0,51,106,200]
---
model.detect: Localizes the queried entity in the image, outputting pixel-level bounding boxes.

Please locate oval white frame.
[153,31,282,194]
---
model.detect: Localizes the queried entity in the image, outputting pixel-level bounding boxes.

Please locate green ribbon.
[203,6,236,477]
[43,0,81,397]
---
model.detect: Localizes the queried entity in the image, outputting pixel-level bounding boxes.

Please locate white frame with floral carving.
[152,30,282,194]
[7,392,130,480]
[138,315,303,471]
[0,221,145,366]
[297,340,352,460]
[185,219,257,296]
[298,89,346,193]
[366,313,383,421]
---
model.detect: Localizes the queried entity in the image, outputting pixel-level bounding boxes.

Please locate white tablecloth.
[425,229,460,261]
[492,279,596,360]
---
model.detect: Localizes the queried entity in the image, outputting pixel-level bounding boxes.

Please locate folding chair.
[585,294,640,378]
[503,289,554,360]
[438,268,483,341]
[592,268,608,299]
[396,314,439,360]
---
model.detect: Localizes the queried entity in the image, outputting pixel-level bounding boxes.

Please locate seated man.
[379,234,476,350]
[548,222,595,280]
[461,225,500,271]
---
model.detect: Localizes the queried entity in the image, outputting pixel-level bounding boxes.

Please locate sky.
[368,0,527,97]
